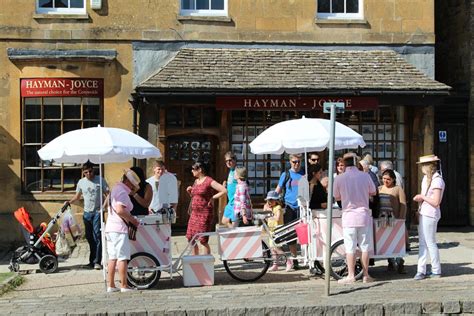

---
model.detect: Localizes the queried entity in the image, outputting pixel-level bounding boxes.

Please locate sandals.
[337,277,356,285]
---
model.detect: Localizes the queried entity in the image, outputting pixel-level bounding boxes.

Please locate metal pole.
[99,159,107,290]
[323,102,337,296]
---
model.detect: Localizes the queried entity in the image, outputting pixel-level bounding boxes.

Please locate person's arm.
[398,187,407,219]
[132,184,153,209]
[273,206,281,222]
[210,180,227,201]
[114,202,139,227]
[67,191,82,205]
[414,189,442,208]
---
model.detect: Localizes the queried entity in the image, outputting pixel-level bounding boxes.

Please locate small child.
[233,167,253,227]
[263,190,289,271]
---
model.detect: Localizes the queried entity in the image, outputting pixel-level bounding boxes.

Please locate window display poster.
[362,125,373,141]
[256,161,265,177]
[270,162,281,177]
[256,180,265,195]
[232,126,244,141]
[232,144,244,160]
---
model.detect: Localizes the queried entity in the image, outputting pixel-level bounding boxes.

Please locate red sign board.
[216,96,378,111]
[21,78,103,97]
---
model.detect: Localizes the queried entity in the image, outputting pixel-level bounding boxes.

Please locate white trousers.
[417,215,441,274]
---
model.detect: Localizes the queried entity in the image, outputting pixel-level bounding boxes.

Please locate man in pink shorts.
[333,152,377,284]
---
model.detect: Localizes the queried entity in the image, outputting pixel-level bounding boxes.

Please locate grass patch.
[0,272,24,296]
[0,273,14,283]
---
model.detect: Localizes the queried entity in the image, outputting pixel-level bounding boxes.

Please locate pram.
[9,203,70,274]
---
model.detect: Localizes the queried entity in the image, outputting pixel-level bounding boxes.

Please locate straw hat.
[123,169,141,189]
[416,154,440,164]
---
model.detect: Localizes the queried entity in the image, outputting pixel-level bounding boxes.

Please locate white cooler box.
[182,255,215,287]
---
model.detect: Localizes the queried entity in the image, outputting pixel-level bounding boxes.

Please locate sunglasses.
[310,158,319,162]
[225,159,234,163]
[291,160,301,164]
[191,166,200,171]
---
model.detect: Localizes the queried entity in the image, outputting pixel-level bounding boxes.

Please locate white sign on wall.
[439,130,447,143]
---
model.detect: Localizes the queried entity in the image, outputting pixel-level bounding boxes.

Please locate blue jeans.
[83,211,101,265]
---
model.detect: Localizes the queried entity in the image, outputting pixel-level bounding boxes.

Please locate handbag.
[127,222,137,241]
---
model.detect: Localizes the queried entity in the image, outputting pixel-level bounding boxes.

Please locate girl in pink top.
[413,155,445,280]
[233,167,253,227]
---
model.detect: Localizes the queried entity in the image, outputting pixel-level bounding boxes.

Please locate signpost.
[322,101,345,296]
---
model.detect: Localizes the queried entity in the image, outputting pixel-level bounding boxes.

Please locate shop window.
[317,0,363,19]
[180,0,227,16]
[36,0,86,14]
[166,106,219,128]
[22,96,102,193]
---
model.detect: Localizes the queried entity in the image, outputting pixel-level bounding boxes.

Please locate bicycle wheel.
[329,240,363,280]
[127,252,161,289]
[223,241,272,282]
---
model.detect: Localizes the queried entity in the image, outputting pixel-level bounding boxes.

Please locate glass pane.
[196,0,209,9]
[25,169,42,192]
[83,98,100,120]
[70,0,84,8]
[318,0,330,12]
[64,168,81,191]
[83,121,99,128]
[64,122,81,133]
[203,107,218,127]
[166,109,182,127]
[55,0,68,8]
[181,0,194,9]
[24,145,42,167]
[44,169,62,191]
[211,0,223,10]
[24,98,41,119]
[44,122,61,143]
[185,108,200,127]
[39,0,53,8]
[24,121,41,143]
[63,97,81,119]
[333,0,345,13]
[379,107,393,122]
[346,0,358,13]
[43,98,61,119]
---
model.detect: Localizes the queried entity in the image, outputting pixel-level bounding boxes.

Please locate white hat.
[416,154,440,164]
[123,169,140,189]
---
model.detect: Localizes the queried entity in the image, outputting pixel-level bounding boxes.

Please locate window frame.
[36,0,87,15]
[316,0,364,20]
[180,0,228,17]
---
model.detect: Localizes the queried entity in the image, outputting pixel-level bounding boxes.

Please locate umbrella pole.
[99,161,107,291]
[324,103,337,297]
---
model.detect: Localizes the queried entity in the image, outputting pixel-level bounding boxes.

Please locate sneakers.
[269,264,279,272]
[106,287,120,293]
[285,260,294,272]
[94,263,102,270]
[428,273,442,278]
[337,277,356,285]
[397,259,406,274]
[82,263,94,269]
[120,287,137,293]
[387,262,395,271]
[413,272,426,280]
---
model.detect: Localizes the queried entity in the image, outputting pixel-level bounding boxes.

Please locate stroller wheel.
[8,261,19,273]
[39,255,58,274]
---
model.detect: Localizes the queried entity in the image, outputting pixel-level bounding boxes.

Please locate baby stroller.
[9,203,70,274]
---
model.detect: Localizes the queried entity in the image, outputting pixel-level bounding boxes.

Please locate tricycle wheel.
[329,240,364,280]
[223,241,271,282]
[127,252,161,289]
[39,255,58,274]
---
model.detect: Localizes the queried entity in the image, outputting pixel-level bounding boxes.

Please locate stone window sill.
[33,14,90,21]
[18,193,73,201]
[177,15,232,23]
[315,18,368,26]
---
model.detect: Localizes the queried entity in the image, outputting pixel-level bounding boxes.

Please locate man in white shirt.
[146,160,178,212]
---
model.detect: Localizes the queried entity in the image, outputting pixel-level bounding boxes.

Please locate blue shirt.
[278,169,305,209]
[225,168,238,209]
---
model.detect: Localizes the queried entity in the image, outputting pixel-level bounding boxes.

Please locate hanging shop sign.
[21,78,104,97]
[216,96,378,111]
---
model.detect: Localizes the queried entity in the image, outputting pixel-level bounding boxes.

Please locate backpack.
[279,171,292,204]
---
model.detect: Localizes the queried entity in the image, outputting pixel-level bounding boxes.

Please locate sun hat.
[265,190,280,201]
[416,154,440,164]
[123,169,141,189]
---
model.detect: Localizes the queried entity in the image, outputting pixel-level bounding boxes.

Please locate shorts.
[343,226,372,254]
[223,204,236,222]
[284,205,299,246]
[105,232,130,261]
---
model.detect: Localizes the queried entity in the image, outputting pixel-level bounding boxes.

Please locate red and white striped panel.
[374,219,406,256]
[130,223,171,266]
[218,226,262,260]
[183,259,214,287]
[312,217,344,258]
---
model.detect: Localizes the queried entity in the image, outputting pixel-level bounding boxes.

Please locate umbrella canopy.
[38,125,161,163]
[249,116,365,155]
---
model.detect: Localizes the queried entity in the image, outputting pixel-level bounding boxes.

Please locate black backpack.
[279,170,292,204]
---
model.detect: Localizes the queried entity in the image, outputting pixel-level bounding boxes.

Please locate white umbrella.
[249,116,365,156]
[38,125,161,288]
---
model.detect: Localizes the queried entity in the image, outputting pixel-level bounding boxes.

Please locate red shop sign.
[21,78,104,97]
[216,96,378,111]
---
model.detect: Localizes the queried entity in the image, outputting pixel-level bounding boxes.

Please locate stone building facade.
[0,0,465,246]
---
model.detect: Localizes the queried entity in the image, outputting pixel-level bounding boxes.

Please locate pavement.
[0,227,473,315]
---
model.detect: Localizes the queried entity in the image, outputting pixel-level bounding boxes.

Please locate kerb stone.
[422,302,441,313]
[364,303,384,316]
[443,301,461,314]
[404,302,421,314]
[384,302,405,316]
[462,301,474,313]
[343,304,364,316]
[325,305,344,316]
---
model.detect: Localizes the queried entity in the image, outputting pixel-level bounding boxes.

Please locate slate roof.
[138,48,450,94]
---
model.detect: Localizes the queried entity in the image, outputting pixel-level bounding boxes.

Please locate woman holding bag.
[413,154,445,280]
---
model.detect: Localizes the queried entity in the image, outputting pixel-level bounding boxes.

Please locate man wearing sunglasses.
[222,151,238,227]
[67,162,109,270]
[275,154,305,271]
[308,153,320,166]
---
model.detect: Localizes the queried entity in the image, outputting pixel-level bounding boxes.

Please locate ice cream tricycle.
[125,201,406,288]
